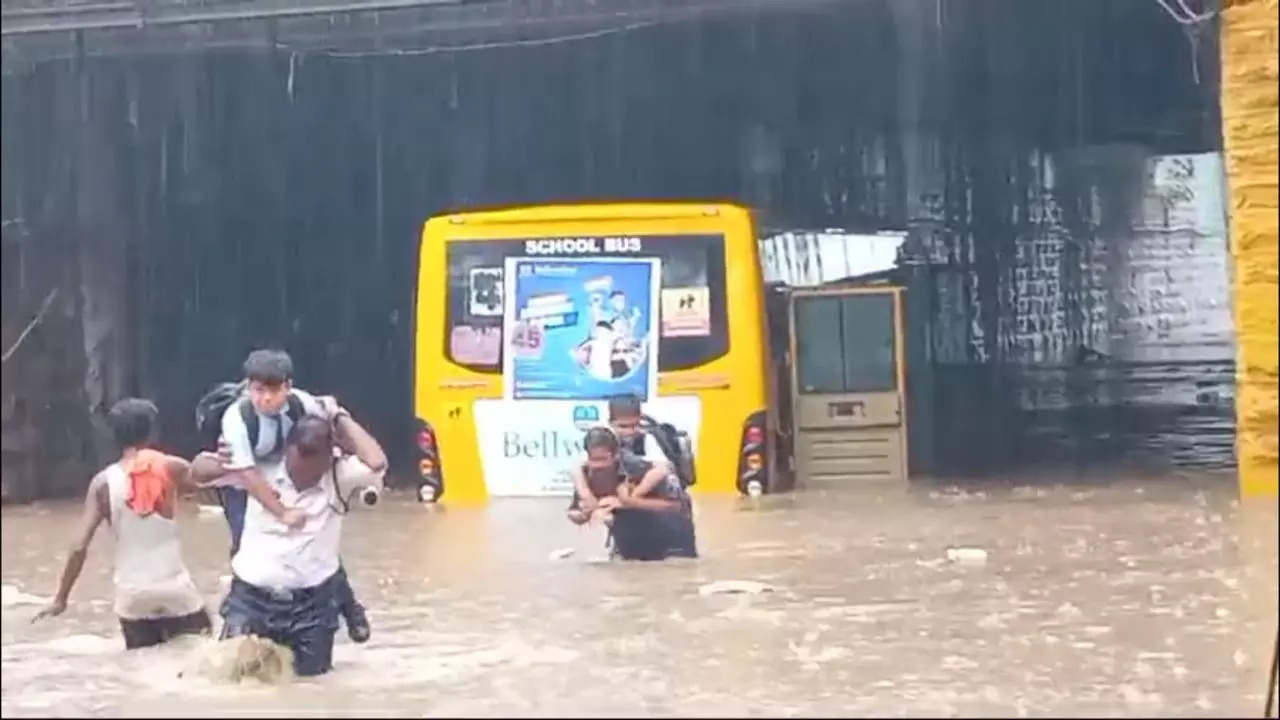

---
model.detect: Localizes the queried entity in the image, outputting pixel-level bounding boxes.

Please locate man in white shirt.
[195,409,386,677]
[216,348,372,644]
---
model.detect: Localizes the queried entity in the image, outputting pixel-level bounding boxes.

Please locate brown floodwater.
[2,478,1276,718]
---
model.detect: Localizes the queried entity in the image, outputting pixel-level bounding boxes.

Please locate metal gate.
[788,286,907,485]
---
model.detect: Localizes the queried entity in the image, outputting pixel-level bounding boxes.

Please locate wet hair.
[607,394,643,421]
[609,291,625,298]
[586,467,620,499]
[594,321,612,330]
[243,349,294,386]
[285,415,334,458]
[582,426,620,455]
[108,398,159,449]
[582,428,624,497]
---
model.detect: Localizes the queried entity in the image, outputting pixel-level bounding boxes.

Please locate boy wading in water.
[35,398,213,649]
[567,426,698,561]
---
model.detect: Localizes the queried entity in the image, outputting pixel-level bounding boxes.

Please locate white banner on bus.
[473,396,701,497]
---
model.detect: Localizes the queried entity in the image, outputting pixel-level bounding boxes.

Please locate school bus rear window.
[444,235,729,373]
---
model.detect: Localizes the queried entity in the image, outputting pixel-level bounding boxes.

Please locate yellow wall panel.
[1220,0,1279,497]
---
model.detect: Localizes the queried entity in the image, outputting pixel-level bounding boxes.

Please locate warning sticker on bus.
[660,287,711,338]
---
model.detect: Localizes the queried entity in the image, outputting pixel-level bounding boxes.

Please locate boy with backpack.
[589,394,696,488]
[566,425,697,561]
[195,348,373,644]
[567,395,698,559]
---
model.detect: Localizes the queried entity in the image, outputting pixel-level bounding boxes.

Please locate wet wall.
[1218,0,1279,498]
[0,0,1227,501]
[903,149,1234,480]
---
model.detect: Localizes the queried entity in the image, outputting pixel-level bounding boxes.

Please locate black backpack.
[194,380,305,456]
[640,414,696,488]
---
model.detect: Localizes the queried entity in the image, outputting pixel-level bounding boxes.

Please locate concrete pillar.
[1219,0,1279,498]
[72,41,132,468]
[890,0,944,476]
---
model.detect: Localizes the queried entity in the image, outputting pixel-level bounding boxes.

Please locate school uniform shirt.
[220,388,324,474]
[231,455,384,591]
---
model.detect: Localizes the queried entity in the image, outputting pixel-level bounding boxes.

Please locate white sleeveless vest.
[104,464,206,619]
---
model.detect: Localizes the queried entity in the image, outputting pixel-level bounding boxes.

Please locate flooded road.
[2,479,1276,718]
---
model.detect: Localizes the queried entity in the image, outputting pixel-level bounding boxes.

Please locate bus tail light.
[736,410,769,496]
[415,418,443,503]
[416,428,436,453]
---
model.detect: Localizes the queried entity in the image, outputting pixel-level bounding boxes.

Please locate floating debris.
[698,580,775,596]
[945,546,989,566]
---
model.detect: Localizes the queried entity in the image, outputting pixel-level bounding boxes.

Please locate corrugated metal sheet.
[759,230,907,286]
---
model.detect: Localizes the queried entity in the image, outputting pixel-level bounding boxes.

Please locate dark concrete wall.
[0,0,1228,500]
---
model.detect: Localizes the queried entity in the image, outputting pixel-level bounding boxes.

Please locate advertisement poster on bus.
[502,256,662,402]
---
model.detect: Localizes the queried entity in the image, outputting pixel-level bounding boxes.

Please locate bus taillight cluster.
[737,411,769,497]
[415,420,443,503]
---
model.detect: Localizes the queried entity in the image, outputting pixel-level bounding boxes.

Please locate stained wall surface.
[1220,0,1279,498]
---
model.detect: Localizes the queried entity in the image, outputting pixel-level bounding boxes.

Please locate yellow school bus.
[411,202,774,504]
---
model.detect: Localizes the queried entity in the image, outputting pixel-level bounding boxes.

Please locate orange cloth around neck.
[124,449,172,516]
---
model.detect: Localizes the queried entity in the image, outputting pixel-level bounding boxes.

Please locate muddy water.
[2,480,1276,718]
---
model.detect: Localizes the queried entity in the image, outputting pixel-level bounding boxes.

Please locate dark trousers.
[221,486,362,620]
[220,574,341,677]
[568,492,698,561]
[220,486,248,556]
[611,509,699,561]
[119,610,213,650]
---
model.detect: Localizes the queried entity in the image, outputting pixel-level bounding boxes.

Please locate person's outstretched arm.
[328,405,388,501]
[34,473,108,621]
[190,444,235,486]
[571,463,598,515]
[329,403,387,476]
[617,456,681,513]
[161,453,200,495]
[220,406,301,527]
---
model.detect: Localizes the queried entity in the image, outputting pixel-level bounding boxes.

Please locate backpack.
[194,380,305,456]
[640,414,696,488]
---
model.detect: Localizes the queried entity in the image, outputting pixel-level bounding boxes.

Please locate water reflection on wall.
[919,150,1234,477]
[746,150,1232,478]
